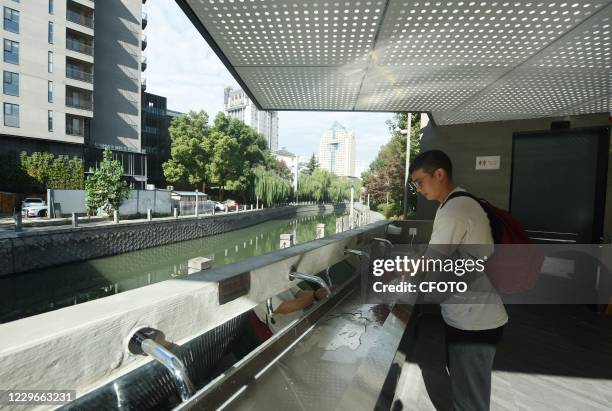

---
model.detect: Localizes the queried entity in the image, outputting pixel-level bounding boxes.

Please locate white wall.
[49,189,172,216]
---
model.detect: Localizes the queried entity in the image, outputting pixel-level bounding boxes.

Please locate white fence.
[178,200,215,216]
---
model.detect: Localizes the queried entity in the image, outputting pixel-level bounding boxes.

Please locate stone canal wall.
[0,204,349,276]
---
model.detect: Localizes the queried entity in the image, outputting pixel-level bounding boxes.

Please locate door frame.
[510,126,610,244]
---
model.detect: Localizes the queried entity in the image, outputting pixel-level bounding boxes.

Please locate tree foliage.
[205,131,241,201]
[254,166,293,206]
[161,109,370,206]
[162,111,210,189]
[362,113,421,218]
[85,148,129,215]
[211,113,268,200]
[298,169,359,203]
[305,153,319,174]
[18,151,84,190]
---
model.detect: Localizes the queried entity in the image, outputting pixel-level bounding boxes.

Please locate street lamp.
[396,113,412,220]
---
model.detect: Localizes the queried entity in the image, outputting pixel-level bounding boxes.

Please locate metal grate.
[183,0,612,124]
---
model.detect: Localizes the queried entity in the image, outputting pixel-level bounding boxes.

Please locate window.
[48,110,53,131]
[3,71,18,96]
[4,103,19,127]
[3,39,18,64]
[48,22,53,44]
[48,81,53,102]
[4,7,19,33]
[48,0,53,14]
[48,51,53,73]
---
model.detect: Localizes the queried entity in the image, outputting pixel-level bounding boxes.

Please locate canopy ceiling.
[177,0,611,125]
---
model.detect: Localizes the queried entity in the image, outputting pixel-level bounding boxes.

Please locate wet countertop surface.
[224,290,409,410]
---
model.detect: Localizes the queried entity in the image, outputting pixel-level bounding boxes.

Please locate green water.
[1,211,345,323]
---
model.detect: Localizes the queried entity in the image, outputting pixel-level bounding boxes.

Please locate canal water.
[1,211,347,324]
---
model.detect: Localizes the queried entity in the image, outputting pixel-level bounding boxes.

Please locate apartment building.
[141,91,181,187]
[0,0,147,186]
[318,122,356,178]
[223,86,278,152]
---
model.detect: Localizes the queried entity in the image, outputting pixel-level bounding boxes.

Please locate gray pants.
[445,324,504,411]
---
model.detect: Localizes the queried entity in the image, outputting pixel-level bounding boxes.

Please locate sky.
[145,0,395,176]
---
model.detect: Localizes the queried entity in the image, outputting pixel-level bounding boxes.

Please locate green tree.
[329,177,351,203]
[48,155,84,189]
[299,168,332,202]
[85,148,129,215]
[211,113,268,201]
[273,159,293,182]
[306,153,319,174]
[362,112,421,218]
[162,111,210,190]
[205,131,241,201]
[20,151,54,189]
[254,166,292,206]
[19,151,84,190]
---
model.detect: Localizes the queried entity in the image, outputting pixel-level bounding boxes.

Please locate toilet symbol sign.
[475,156,500,170]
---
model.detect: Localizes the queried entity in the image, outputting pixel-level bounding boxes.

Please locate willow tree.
[329,177,351,202]
[299,168,333,202]
[254,166,292,206]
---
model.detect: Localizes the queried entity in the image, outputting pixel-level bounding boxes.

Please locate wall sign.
[475,156,500,170]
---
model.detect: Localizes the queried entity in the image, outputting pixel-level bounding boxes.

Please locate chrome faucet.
[344,248,371,260]
[324,266,333,287]
[372,237,393,248]
[289,271,332,297]
[128,328,195,402]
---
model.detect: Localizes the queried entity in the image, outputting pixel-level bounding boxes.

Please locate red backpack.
[445,192,544,294]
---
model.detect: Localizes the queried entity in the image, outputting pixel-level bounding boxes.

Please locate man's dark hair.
[409,150,453,179]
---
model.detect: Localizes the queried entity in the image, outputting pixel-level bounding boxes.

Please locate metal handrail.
[66,38,93,55]
[66,67,93,83]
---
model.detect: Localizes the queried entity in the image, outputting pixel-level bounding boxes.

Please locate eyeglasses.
[408,173,430,193]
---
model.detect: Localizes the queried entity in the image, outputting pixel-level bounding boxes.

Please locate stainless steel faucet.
[344,248,371,260]
[128,328,195,402]
[288,271,332,297]
[372,237,393,248]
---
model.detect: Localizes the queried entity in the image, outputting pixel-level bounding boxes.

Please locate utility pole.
[397,113,412,220]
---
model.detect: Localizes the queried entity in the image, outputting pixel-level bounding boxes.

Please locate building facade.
[141,91,181,188]
[0,0,147,186]
[273,147,298,190]
[223,86,278,152]
[318,122,356,177]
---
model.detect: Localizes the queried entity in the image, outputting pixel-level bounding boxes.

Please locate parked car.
[214,201,226,212]
[21,197,45,209]
[224,199,238,211]
[22,202,48,217]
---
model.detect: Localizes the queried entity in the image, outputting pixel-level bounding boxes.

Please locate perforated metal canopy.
[178,0,611,125]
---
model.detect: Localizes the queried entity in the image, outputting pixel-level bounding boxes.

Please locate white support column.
[280,233,294,249]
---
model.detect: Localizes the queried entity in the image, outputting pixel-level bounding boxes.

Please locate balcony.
[141,34,147,51]
[66,37,93,56]
[66,86,93,111]
[142,12,148,29]
[66,114,90,138]
[141,56,147,71]
[66,66,93,83]
[141,78,147,91]
[67,5,94,29]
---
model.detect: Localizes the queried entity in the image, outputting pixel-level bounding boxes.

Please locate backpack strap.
[441,191,502,243]
[440,191,481,209]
